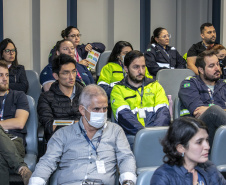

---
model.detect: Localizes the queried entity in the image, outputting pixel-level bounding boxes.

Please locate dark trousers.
[200,105,226,148]
[0,126,26,185]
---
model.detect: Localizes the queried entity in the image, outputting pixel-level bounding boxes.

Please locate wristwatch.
[123,180,134,185]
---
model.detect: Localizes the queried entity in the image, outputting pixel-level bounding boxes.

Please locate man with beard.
[0,60,32,185]
[110,50,170,149]
[179,50,226,147]
[187,23,217,75]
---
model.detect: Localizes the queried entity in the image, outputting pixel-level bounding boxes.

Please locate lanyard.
[0,92,8,121]
[75,48,80,62]
[208,88,214,105]
[79,122,103,156]
[136,81,144,107]
[76,69,86,86]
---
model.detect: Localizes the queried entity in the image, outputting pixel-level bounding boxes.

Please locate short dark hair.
[200,23,214,34]
[124,50,144,68]
[0,60,9,69]
[108,41,133,63]
[61,26,80,38]
[151,27,166,44]
[52,54,76,74]
[195,50,217,70]
[162,117,208,166]
[0,38,18,66]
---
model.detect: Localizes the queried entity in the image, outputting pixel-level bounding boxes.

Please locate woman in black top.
[0,38,28,93]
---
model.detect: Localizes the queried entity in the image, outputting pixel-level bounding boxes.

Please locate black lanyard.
[136,81,144,107]
[79,122,103,156]
[119,60,126,78]
[0,92,8,121]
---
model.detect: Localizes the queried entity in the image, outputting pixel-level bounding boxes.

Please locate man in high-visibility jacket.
[110,50,170,149]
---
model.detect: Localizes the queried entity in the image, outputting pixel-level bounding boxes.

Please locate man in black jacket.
[38,54,83,141]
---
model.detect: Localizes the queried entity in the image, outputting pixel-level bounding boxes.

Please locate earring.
[182,152,184,157]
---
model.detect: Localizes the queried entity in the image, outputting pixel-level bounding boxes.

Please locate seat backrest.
[25,70,41,105]
[173,97,182,120]
[96,51,111,78]
[156,69,195,102]
[210,125,226,166]
[136,170,155,185]
[133,127,168,168]
[26,95,38,155]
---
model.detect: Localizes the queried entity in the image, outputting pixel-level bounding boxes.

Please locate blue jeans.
[126,134,135,151]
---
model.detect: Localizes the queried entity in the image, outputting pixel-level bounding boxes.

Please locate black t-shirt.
[187,41,206,57]
[0,90,29,141]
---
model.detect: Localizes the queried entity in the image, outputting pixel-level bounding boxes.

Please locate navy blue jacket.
[9,64,29,93]
[40,63,94,86]
[178,75,226,116]
[144,43,186,76]
[48,43,105,64]
[150,161,226,185]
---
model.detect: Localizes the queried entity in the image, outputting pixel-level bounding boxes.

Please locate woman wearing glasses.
[40,39,94,91]
[144,27,186,76]
[0,38,28,93]
[49,26,105,67]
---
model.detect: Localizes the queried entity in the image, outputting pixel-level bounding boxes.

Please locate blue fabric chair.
[210,125,226,172]
[96,50,111,79]
[136,170,155,185]
[25,70,41,106]
[133,127,168,175]
[156,69,195,102]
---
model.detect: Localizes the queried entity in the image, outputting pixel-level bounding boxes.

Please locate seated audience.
[50,26,105,66]
[98,41,152,99]
[40,39,94,91]
[111,50,170,149]
[179,50,226,147]
[29,84,136,185]
[38,54,83,141]
[0,38,29,93]
[150,117,226,185]
[144,27,186,76]
[211,44,226,78]
[0,60,31,185]
[187,23,217,75]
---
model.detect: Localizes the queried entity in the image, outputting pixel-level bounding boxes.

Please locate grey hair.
[79,84,108,108]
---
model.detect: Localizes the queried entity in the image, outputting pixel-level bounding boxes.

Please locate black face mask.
[219,57,226,67]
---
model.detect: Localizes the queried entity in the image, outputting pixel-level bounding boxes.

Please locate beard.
[128,70,144,84]
[205,37,216,45]
[203,71,220,82]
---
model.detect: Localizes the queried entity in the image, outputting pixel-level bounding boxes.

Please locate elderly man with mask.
[29,84,136,185]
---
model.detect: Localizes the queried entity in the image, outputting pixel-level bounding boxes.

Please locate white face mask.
[84,107,107,129]
[121,55,125,63]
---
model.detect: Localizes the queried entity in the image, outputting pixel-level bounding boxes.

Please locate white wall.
[3,0,33,69]
[40,0,67,70]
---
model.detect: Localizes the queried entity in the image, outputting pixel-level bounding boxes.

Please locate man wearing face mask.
[111,50,170,149]
[179,50,226,147]
[29,84,137,185]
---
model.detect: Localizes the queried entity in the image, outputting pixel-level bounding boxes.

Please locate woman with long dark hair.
[150,117,226,185]
[0,38,28,93]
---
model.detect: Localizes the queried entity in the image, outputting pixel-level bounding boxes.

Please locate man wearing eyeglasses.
[37,54,83,141]
[187,23,217,75]
[29,84,136,185]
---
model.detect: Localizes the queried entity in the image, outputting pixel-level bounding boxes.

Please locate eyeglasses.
[68,34,82,38]
[159,34,171,39]
[59,69,77,77]
[4,49,16,55]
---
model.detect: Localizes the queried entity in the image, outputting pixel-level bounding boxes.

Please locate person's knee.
[204,105,225,116]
